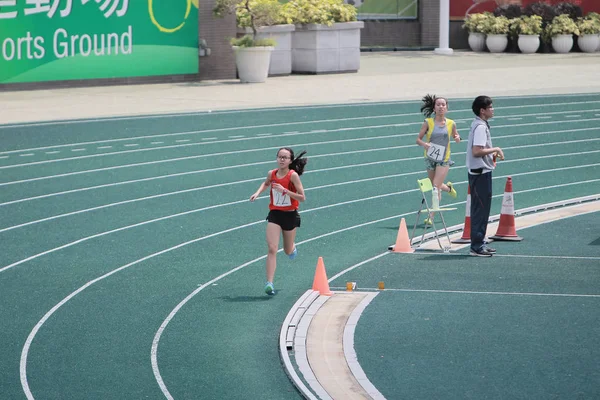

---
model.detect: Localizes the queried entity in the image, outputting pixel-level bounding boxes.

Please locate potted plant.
[576,14,600,53]
[236,0,295,76]
[545,14,580,53]
[280,0,364,74]
[510,15,543,53]
[462,12,493,52]
[481,15,511,53]
[213,0,279,83]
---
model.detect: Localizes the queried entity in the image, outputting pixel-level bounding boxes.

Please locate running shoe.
[447,182,457,198]
[264,282,275,295]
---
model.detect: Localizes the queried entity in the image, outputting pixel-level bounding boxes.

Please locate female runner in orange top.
[250,147,307,295]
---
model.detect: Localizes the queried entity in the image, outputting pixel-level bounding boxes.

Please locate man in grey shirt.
[466,96,505,257]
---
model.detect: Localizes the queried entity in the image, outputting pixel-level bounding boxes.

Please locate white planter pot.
[468,32,486,52]
[486,34,508,53]
[551,34,573,53]
[577,34,600,53]
[238,25,295,76]
[292,21,364,74]
[517,34,540,54]
[232,46,274,83]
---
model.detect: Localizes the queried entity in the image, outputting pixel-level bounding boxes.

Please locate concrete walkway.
[1,51,599,125]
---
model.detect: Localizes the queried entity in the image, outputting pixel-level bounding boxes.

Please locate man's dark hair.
[472,96,493,117]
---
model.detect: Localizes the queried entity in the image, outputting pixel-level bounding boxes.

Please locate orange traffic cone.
[452,185,471,244]
[312,257,332,296]
[490,177,523,241]
[391,218,414,253]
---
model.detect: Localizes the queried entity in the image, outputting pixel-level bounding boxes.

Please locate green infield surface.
[1,93,599,399]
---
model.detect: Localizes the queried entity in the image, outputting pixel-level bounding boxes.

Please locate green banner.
[348,0,418,20]
[0,0,198,84]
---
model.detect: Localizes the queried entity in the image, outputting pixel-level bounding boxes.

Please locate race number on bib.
[273,188,291,207]
[426,143,446,162]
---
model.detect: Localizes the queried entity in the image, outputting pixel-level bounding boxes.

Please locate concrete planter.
[577,34,600,53]
[292,21,364,74]
[238,25,295,76]
[468,32,486,52]
[517,35,540,54]
[486,34,508,53]
[232,46,274,83]
[551,34,574,53]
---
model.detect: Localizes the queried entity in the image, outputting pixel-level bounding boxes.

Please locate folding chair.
[410,178,457,252]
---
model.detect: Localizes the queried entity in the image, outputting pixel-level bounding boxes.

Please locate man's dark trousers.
[468,172,492,251]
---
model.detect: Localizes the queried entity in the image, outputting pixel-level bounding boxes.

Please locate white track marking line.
[21,204,429,399]
[1,122,599,186]
[4,171,599,275]
[331,287,600,298]
[2,137,598,207]
[1,103,598,156]
[1,92,596,129]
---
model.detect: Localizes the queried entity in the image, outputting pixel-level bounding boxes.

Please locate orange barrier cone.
[391,218,414,253]
[452,185,471,244]
[312,257,332,296]
[490,177,523,241]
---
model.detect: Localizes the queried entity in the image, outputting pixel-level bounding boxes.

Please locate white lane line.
[256,133,272,136]
[0,155,8,159]
[150,142,163,145]
[124,144,139,147]
[97,146,112,149]
[175,139,190,143]
[507,117,522,121]
[201,137,217,141]
[1,93,596,130]
[565,115,581,118]
[494,254,600,261]
[19,154,34,157]
[4,172,599,277]
[45,151,60,155]
[1,131,596,207]
[537,116,552,119]
[1,127,598,195]
[2,156,599,236]
[71,148,86,152]
[14,180,600,397]
[1,101,598,155]
[1,120,599,182]
[20,202,433,398]
[366,288,600,298]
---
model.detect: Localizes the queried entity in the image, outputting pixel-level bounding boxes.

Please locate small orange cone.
[312,257,332,296]
[490,177,523,241]
[392,218,414,253]
[452,185,471,244]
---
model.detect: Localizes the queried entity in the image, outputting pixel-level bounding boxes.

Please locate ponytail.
[279,147,308,176]
[420,94,436,118]
[290,150,308,176]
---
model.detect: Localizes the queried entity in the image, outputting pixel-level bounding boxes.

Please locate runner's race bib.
[427,143,446,162]
[272,188,291,207]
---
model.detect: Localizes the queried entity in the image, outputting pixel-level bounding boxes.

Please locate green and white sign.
[0,0,198,84]
[347,0,418,20]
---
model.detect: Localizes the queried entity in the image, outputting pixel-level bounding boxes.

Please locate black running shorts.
[267,210,301,231]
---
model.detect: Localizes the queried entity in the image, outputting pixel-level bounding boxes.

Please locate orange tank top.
[269,169,299,211]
